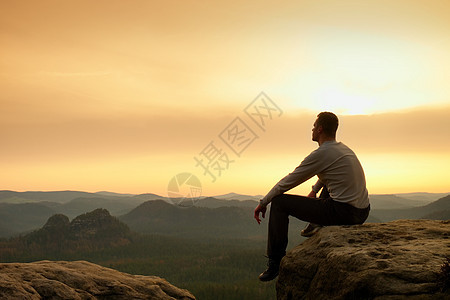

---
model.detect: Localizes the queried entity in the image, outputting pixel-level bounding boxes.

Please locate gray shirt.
[260,140,369,209]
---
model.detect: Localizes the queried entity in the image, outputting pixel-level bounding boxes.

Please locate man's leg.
[267,193,335,260]
[259,193,334,281]
[301,186,330,237]
[259,193,369,281]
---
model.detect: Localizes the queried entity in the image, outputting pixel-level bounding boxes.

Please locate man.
[254,112,370,282]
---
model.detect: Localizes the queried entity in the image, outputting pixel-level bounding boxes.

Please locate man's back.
[313,141,369,209]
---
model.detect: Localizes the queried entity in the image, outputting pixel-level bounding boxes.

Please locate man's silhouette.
[254,112,370,281]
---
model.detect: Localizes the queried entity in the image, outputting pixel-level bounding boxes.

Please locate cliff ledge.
[0,260,195,299]
[277,219,449,300]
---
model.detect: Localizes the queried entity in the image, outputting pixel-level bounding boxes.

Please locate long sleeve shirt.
[260,140,369,209]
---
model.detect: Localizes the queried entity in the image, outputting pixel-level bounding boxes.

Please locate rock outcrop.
[277,219,449,300]
[24,209,132,253]
[0,260,195,299]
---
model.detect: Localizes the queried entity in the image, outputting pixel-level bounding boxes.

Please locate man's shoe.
[258,258,280,281]
[301,223,323,237]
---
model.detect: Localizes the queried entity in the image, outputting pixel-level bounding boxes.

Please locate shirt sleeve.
[312,179,324,194]
[260,149,322,207]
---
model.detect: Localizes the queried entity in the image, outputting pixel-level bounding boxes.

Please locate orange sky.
[1,0,449,196]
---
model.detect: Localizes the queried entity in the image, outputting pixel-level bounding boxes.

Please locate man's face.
[312,119,321,142]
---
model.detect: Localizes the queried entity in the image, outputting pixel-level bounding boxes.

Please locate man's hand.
[254,203,267,225]
[307,190,317,198]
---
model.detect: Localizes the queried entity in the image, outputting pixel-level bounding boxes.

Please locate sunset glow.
[1,0,449,196]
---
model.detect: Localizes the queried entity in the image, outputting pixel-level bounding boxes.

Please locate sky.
[1,0,449,197]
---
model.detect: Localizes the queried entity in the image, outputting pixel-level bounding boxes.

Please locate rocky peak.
[69,208,129,239]
[25,208,131,251]
[0,260,195,299]
[42,214,70,230]
[277,219,450,299]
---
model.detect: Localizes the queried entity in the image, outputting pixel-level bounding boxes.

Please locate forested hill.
[370,194,450,222]
[118,200,269,239]
[0,190,448,238]
[0,209,132,260]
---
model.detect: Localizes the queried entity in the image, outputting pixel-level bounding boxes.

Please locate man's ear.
[317,125,323,134]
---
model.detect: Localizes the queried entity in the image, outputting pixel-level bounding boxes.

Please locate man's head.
[312,112,339,142]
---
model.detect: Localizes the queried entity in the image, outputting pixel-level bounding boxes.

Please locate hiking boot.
[301,223,323,237]
[258,258,280,281]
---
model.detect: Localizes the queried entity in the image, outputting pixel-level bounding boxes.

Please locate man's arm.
[309,179,324,197]
[254,202,266,225]
[254,161,318,224]
[259,149,323,208]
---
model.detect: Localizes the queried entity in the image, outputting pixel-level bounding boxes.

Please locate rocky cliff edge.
[0,260,195,299]
[277,219,449,300]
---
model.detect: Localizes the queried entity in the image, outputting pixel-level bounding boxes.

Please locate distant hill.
[394,192,449,203]
[179,197,258,208]
[0,203,56,237]
[119,200,264,239]
[0,190,147,207]
[95,191,136,197]
[0,224,13,237]
[0,195,147,237]
[421,210,450,220]
[371,195,450,222]
[2,190,446,207]
[130,193,165,201]
[2,209,132,257]
[0,190,100,204]
[210,193,263,201]
[118,200,307,248]
[369,194,428,209]
[53,197,143,219]
[1,190,447,239]
[66,208,131,241]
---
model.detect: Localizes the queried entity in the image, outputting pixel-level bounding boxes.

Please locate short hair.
[316,112,339,137]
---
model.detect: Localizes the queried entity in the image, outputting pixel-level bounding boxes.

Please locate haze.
[1,0,449,196]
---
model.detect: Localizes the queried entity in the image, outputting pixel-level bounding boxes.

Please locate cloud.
[2,106,448,165]
[40,71,113,77]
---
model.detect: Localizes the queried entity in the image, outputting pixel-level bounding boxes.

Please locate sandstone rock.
[0,260,195,299]
[277,219,450,300]
[24,209,132,252]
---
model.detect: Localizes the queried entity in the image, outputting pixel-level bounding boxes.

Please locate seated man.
[254,112,370,281]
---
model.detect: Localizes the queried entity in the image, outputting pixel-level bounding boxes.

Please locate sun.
[313,86,376,115]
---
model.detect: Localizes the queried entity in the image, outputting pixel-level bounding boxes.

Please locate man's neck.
[318,136,336,146]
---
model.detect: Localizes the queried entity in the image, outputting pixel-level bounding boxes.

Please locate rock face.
[277,219,450,300]
[0,260,195,299]
[24,209,132,252]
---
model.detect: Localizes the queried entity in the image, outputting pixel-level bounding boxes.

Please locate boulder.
[0,260,195,299]
[277,219,450,300]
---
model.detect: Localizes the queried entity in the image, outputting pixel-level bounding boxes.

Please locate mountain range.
[118,199,269,239]
[0,190,448,238]
[370,194,450,222]
[1,190,447,300]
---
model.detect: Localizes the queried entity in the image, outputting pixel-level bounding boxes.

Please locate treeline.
[0,234,276,300]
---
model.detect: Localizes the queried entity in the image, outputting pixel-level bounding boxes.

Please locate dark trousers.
[267,188,370,259]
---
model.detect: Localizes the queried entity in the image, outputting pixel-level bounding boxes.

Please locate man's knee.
[270,194,286,207]
[268,195,287,215]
